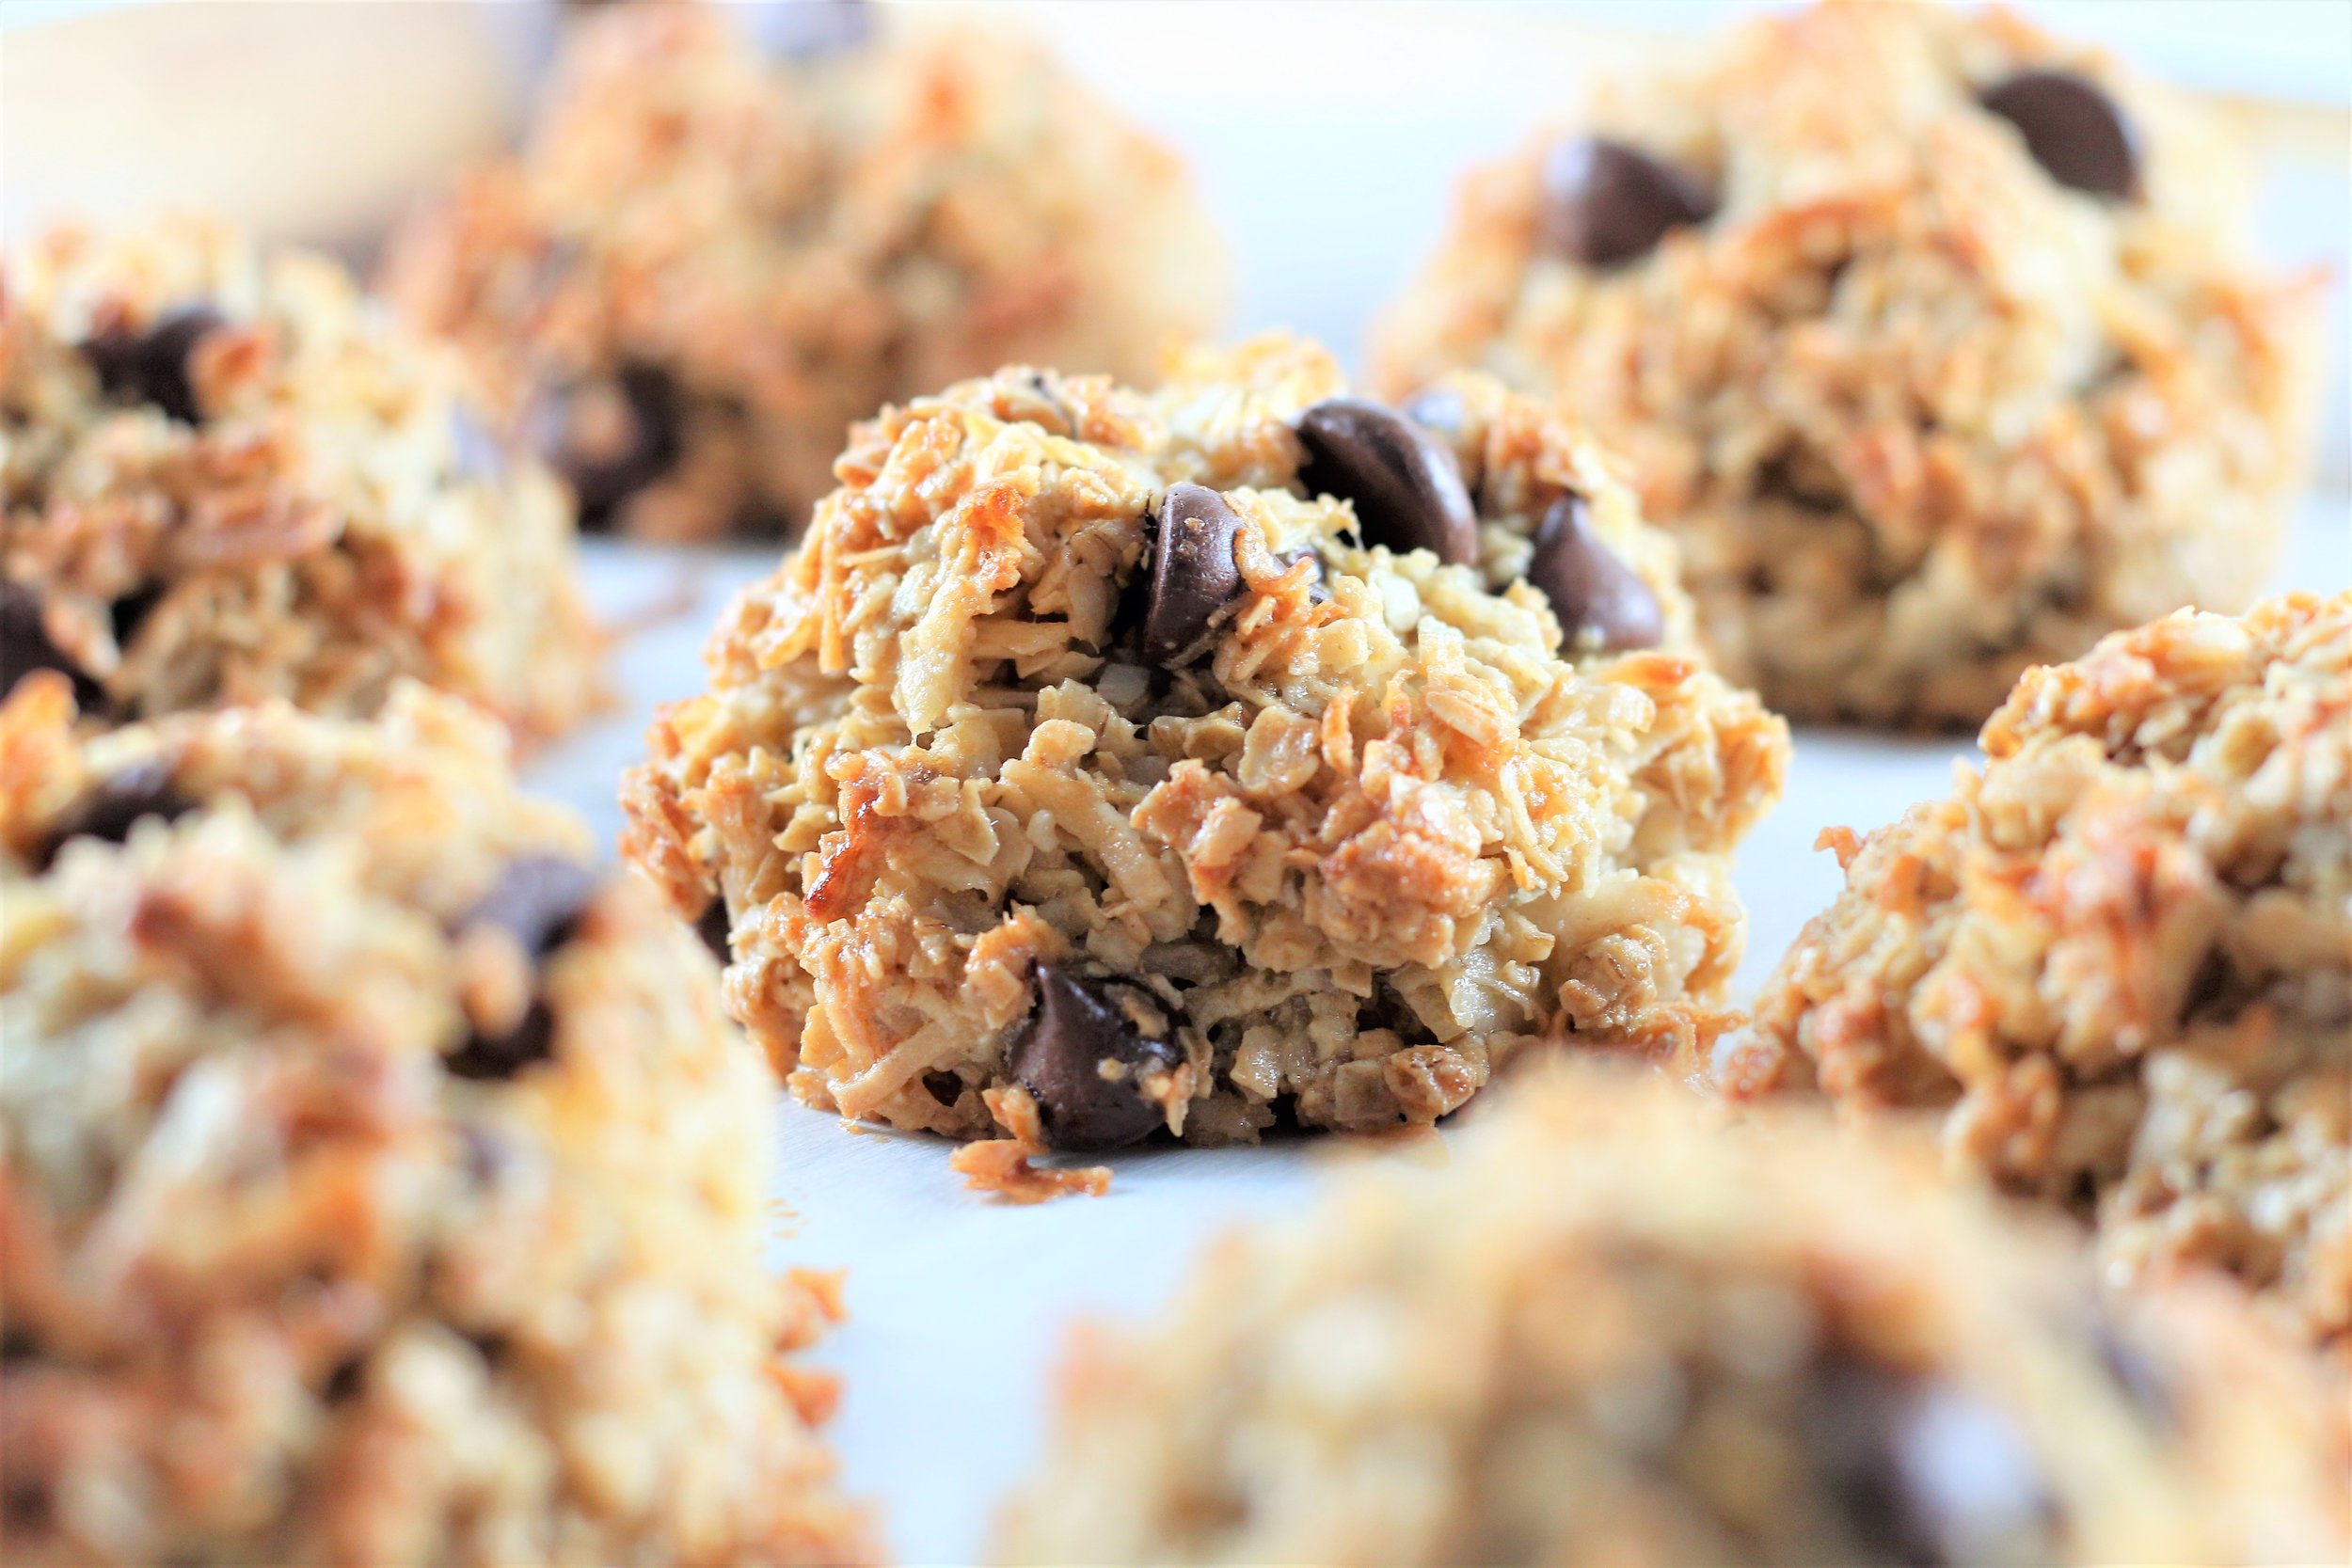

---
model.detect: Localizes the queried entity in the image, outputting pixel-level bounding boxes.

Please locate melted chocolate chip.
[748,0,873,59]
[33,760,193,871]
[695,897,734,965]
[1527,494,1663,653]
[1804,1353,2054,1567]
[460,854,598,959]
[534,364,684,533]
[1007,966,1182,1151]
[1296,398,1479,566]
[446,857,597,1082]
[82,307,225,424]
[1980,70,2138,198]
[3,581,108,714]
[1143,483,1247,665]
[1541,138,1716,268]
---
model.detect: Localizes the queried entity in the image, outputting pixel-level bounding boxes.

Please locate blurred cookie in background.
[382,0,1226,543]
[0,680,874,1566]
[997,1066,2349,1566]
[1726,591,2350,1362]
[2,217,601,744]
[1374,2,2324,728]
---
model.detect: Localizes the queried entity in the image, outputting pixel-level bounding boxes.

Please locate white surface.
[531,501,2345,1565]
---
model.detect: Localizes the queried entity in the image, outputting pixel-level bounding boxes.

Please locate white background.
[6,4,2348,1562]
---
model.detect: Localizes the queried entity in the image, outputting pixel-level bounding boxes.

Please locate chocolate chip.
[1540,138,1716,268]
[1296,398,1479,567]
[1280,549,1332,607]
[748,0,873,59]
[695,897,734,965]
[1007,966,1182,1151]
[533,363,683,533]
[1980,71,2137,198]
[447,999,557,1083]
[459,854,598,959]
[1804,1352,2054,1567]
[1142,483,1247,665]
[82,307,225,425]
[2,581,109,714]
[33,760,193,871]
[1527,494,1663,653]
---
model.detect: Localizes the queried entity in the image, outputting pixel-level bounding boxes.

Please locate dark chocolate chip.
[1143,483,1247,665]
[108,583,167,648]
[33,760,193,871]
[1279,549,1332,607]
[2,580,109,714]
[447,999,557,1083]
[82,307,225,424]
[1296,398,1479,566]
[1980,70,2138,198]
[1540,137,1716,268]
[459,854,598,959]
[748,0,874,60]
[1007,965,1182,1152]
[532,363,683,533]
[1526,494,1663,654]
[695,897,734,965]
[1804,1352,2054,1567]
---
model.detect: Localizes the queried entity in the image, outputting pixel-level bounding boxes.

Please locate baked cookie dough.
[1726,593,2350,1360]
[997,1068,2350,1566]
[0,679,873,1565]
[1373,2,2321,726]
[383,0,1223,542]
[624,335,1788,1176]
[2,218,601,742]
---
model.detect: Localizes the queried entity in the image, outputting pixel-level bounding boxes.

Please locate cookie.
[2,218,601,743]
[382,0,1224,542]
[996,1067,2349,1565]
[1725,592,2349,1360]
[0,678,873,1565]
[622,335,1788,1178]
[1373,2,2322,726]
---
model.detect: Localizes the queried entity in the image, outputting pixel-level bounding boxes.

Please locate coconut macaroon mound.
[1,218,601,743]
[381,0,1224,542]
[0,679,874,1565]
[623,335,1788,1188]
[996,1068,2349,1565]
[1372,1,2322,727]
[1724,592,2350,1360]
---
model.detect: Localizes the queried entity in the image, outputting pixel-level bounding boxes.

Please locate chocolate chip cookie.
[1726,592,2350,1360]
[0,677,873,1565]
[2,218,601,741]
[996,1067,2349,1565]
[622,336,1788,1181]
[1374,2,2322,727]
[382,0,1223,542]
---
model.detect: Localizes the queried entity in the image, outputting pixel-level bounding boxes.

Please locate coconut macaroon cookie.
[0,680,873,1565]
[997,1069,2350,1565]
[2,219,600,742]
[1373,2,2321,726]
[382,0,1224,542]
[1725,593,2350,1360]
[623,336,1788,1184]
